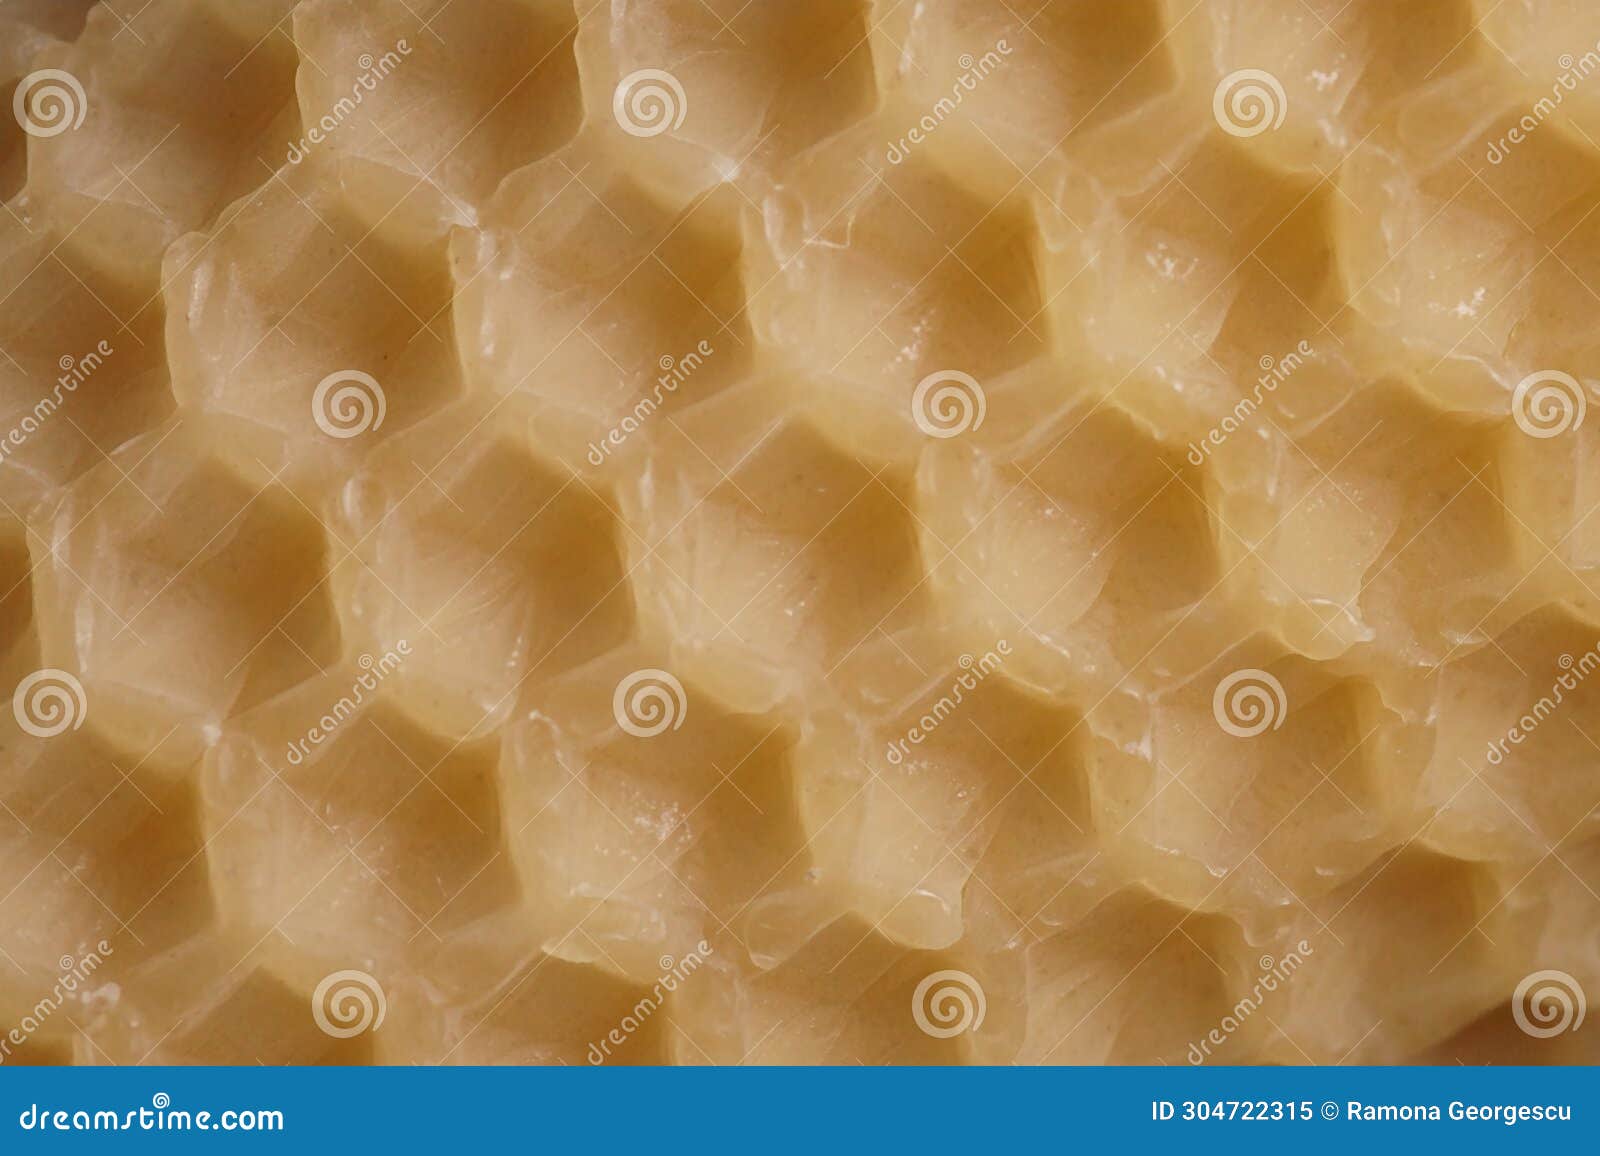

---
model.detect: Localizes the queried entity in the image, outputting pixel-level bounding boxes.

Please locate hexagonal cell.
[1091,643,1392,923]
[291,0,581,239]
[617,399,924,713]
[204,670,517,964]
[27,424,339,761]
[330,405,632,740]
[451,153,748,473]
[500,646,810,978]
[1416,606,1600,861]
[1044,133,1339,401]
[0,223,173,518]
[894,0,1177,174]
[1263,849,1507,1063]
[22,0,301,288]
[0,721,212,973]
[162,156,460,487]
[748,131,1046,456]
[1012,890,1237,1064]
[584,0,876,195]
[1336,81,1600,408]
[1205,380,1518,674]
[793,627,1093,952]
[916,398,1223,702]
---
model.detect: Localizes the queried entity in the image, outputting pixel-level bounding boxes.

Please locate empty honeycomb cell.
[291,0,582,240]
[0,224,173,518]
[203,674,517,964]
[747,128,1046,457]
[1090,644,1392,923]
[1416,606,1600,862]
[27,425,339,762]
[794,627,1093,952]
[1046,133,1336,395]
[162,156,460,485]
[1009,890,1238,1064]
[588,0,877,193]
[1205,381,1518,672]
[329,405,632,740]
[22,0,301,289]
[892,0,1178,175]
[917,399,1223,702]
[617,399,924,714]
[1336,77,1600,408]
[500,647,809,979]
[1262,848,1508,1063]
[450,153,748,473]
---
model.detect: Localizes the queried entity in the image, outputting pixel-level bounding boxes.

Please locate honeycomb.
[2,0,1599,1067]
